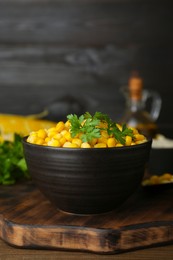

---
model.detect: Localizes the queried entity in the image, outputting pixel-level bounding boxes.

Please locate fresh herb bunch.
[0,134,30,185]
[67,112,134,144]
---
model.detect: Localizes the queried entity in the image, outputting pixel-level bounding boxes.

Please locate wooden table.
[1,182,173,259]
[0,239,173,260]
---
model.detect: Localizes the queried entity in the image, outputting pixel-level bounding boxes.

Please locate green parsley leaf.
[0,133,30,185]
[67,112,135,145]
[67,113,101,142]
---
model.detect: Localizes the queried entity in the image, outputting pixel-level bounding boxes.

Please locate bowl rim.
[22,136,152,152]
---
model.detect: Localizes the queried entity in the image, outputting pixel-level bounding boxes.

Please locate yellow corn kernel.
[129,127,139,135]
[131,142,136,146]
[77,132,83,139]
[27,131,37,140]
[59,136,66,146]
[97,137,107,144]
[47,139,61,147]
[47,131,57,138]
[107,137,117,147]
[89,138,97,147]
[64,120,71,129]
[81,142,91,148]
[27,134,37,144]
[116,124,122,131]
[47,127,56,133]
[37,129,47,139]
[116,143,123,147]
[159,173,172,182]
[98,122,108,128]
[142,179,152,186]
[70,143,79,148]
[56,121,65,132]
[61,129,68,136]
[72,138,82,147]
[45,136,51,143]
[125,136,132,146]
[47,127,57,137]
[150,175,160,185]
[35,138,45,145]
[134,134,145,141]
[64,132,72,141]
[94,143,107,148]
[63,142,78,148]
[53,133,62,140]
[101,130,109,139]
[135,140,147,145]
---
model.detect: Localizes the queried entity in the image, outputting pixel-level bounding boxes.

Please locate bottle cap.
[128,72,143,100]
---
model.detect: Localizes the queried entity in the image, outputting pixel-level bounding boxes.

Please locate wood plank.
[0,1,172,46]
[0,44,172,125]
[1,239,173,260]
[0,45,129,119]
[0,45,134,85]
[1,182,173,254]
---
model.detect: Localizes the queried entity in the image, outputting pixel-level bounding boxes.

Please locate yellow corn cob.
[0,114,56,141]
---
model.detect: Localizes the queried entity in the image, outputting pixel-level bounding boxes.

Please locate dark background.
[0,0,172,133]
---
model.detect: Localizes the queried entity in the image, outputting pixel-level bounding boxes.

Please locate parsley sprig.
[67,113,101,142]
[0,134,30,185]
[67,112,134,145]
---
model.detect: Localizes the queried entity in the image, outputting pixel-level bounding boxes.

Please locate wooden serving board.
[1,182,173,254]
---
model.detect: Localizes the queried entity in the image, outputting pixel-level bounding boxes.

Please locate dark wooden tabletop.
[1,182,173,259]
[0,239,173,260]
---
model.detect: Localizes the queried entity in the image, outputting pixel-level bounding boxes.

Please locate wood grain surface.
[1,182,173,254]
[1,239,173,260]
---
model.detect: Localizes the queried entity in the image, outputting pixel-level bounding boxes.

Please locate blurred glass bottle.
[120,73,162,138]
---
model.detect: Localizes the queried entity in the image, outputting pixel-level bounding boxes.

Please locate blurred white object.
[152,134,173,148]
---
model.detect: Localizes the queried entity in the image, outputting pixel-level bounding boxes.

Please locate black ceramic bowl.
[23,137,152,215]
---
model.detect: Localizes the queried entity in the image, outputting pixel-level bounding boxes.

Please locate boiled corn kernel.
[130,127,138,135]
[53,133,63,140]
[98,122,108,129]
[64,120,71,129]
[26,118,147,149]
[81,142,91,148]
[37,129,47,139]
[142,173,173,186]
[72,138,82,147]
[47,139,61,147]
[125,136,132,146]
[107,137,117,147]
[116,143,123,147]
[134,134,145,141]
[63,142,78,148]
[59,136,66,146]
[97,137,107,144]
[27,136,37,144]
[160,173,172,181]
[56,121,65,132]
[94,143,107,148]
[61,129,68,136]
[150,175,160,184]
[101,130,109,139]
[89,138,97,146]
[35,138,45,145]
[64,132,72,142]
